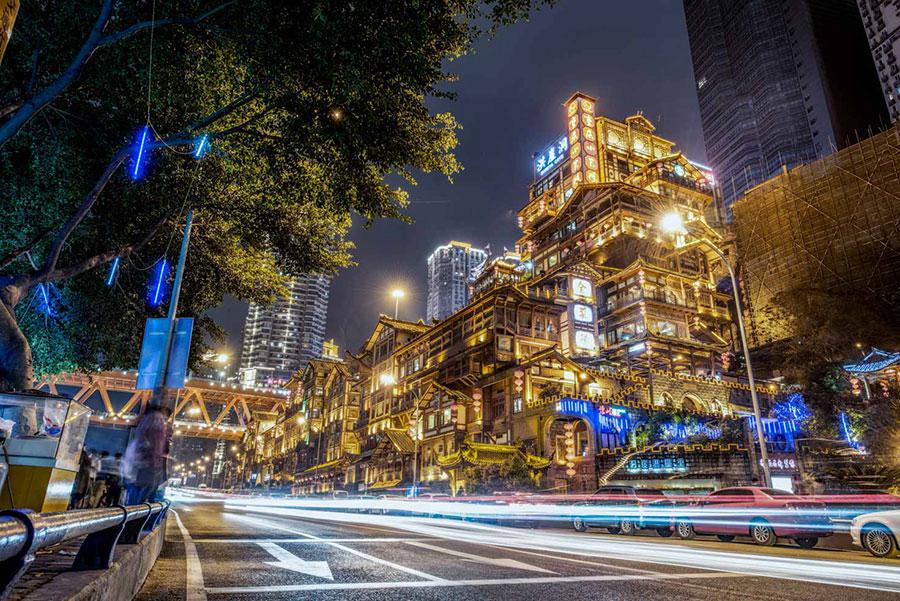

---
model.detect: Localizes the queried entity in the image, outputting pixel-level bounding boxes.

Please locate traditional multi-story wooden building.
[240,93,788,495]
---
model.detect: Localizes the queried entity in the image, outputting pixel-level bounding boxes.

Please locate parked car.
[572,486,668,534]
[672,487,831,548]
[850,509,900,558]
[638,498,680,537]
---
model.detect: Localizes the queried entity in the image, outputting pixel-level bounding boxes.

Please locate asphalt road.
[136,498,900,601]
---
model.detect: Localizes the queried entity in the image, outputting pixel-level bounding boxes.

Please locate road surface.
[137,498,900,601]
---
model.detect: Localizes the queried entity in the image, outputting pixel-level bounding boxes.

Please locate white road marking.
[206,570,749,594]
[257,542,334,580]
[405,540,556,574]
[489,544,664,575]
[193,537,436,544]
[173,510,207,601]
[225,513,446,582]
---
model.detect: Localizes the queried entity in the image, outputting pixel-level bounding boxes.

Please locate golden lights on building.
[239,92,772,495]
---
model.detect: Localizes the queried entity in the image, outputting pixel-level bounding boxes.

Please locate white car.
[850,509,900,558]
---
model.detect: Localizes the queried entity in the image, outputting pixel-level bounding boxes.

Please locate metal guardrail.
[0,501,169,600]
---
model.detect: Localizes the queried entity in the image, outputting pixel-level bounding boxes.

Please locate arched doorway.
[543,416,597,493]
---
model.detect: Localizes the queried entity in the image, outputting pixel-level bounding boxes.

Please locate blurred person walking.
[123,406,171,504]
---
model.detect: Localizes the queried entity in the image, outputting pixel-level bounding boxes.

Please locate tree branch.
[0,0,236,149]
[96,1,236,48]
[30,206,177,287]
[0,0,115,149]
[0,230,50,271]
[37,147,129,279]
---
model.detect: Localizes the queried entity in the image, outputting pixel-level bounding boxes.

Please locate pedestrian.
[122,406,171,505]
[70,448,93,509]
[89,451,110,506]
[102,452,124,506]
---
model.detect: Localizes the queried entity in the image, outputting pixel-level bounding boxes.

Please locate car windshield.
[759,488,797,497]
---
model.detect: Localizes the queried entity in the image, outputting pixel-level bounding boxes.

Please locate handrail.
[0,501,169,600]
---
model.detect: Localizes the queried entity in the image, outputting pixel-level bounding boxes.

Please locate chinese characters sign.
[566,92,600,187]
[535,135,569,176]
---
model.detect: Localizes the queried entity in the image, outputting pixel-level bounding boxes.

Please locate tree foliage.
[760,287,900,467]
[0,0,554,386]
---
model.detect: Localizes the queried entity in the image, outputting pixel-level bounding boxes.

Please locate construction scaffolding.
[733,123,900,347]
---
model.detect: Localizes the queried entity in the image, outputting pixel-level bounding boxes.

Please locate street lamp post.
[391,288,405,319]
[660,211,771,488]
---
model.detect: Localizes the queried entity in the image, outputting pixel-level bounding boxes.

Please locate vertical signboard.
[136,317,194,390]
[565,92,600,188]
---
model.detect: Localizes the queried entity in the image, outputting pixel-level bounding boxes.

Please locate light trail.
[165,489,900,591]
[216,502,900,593]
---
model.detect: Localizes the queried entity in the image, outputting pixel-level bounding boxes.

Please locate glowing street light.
[391,288,405,319]
[659,211,771,487]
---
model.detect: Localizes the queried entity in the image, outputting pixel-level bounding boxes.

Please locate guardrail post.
[0,510,35,601]
[72,506,127,571]
[144,503,168,533]
[118,504,153,545]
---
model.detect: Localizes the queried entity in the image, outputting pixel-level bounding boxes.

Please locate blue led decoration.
[106,256,121,287]
[131,125,151,180]
[147,258,169,307]
[555,397,631,445]
[839,411,860,449]
[38,283,53,316]
[661,421,722,443]
[774,392,811,423]
[194,134,209,159]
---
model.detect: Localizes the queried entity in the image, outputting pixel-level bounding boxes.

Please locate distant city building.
[238,275,330,389]
[733,122,900,347]
[684,0,887,216]
[425,241,487,322]
[858,0,900,121]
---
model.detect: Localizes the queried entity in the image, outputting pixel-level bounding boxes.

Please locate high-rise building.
[238,275,330,389]
[425,241,487,322]
[858,0,900,121]
[684,0,888,216]
[733,122,900,347]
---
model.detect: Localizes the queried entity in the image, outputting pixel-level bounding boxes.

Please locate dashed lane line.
[206,570,750,594]
[173,510,207,601]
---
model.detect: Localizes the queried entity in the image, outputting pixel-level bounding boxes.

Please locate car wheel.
[656,527,673,538]
[794,537,818,549]
[675,519,695,540]
[573,517,589,532]
[862,524,898,558]
[606,526,622,534]
[750,520,777,546]
[716,534,735,542]
[619,519,636,535]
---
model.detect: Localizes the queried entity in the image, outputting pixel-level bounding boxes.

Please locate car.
[672,486,831,548]
[572,486,668,534]
[638,498,681,537]
[850,509,900,558]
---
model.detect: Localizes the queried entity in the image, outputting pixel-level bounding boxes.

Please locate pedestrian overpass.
[36,371,288,441]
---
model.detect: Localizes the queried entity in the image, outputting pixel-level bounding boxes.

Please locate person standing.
[70,448,93,509]
[100,451,124,506]
[122,406,171,504]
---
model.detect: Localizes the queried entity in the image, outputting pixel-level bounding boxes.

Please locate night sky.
[209,0,707,358]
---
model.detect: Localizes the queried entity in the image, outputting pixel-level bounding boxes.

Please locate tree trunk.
[0,285,33,392]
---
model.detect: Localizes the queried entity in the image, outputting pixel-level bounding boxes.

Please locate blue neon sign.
[535,135,569,176]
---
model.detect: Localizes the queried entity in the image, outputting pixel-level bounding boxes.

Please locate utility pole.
[151,208,194,409]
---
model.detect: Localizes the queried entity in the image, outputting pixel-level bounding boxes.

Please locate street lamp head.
[216,353,230,364]
[660,211,686,234]
[391,288,405,300]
